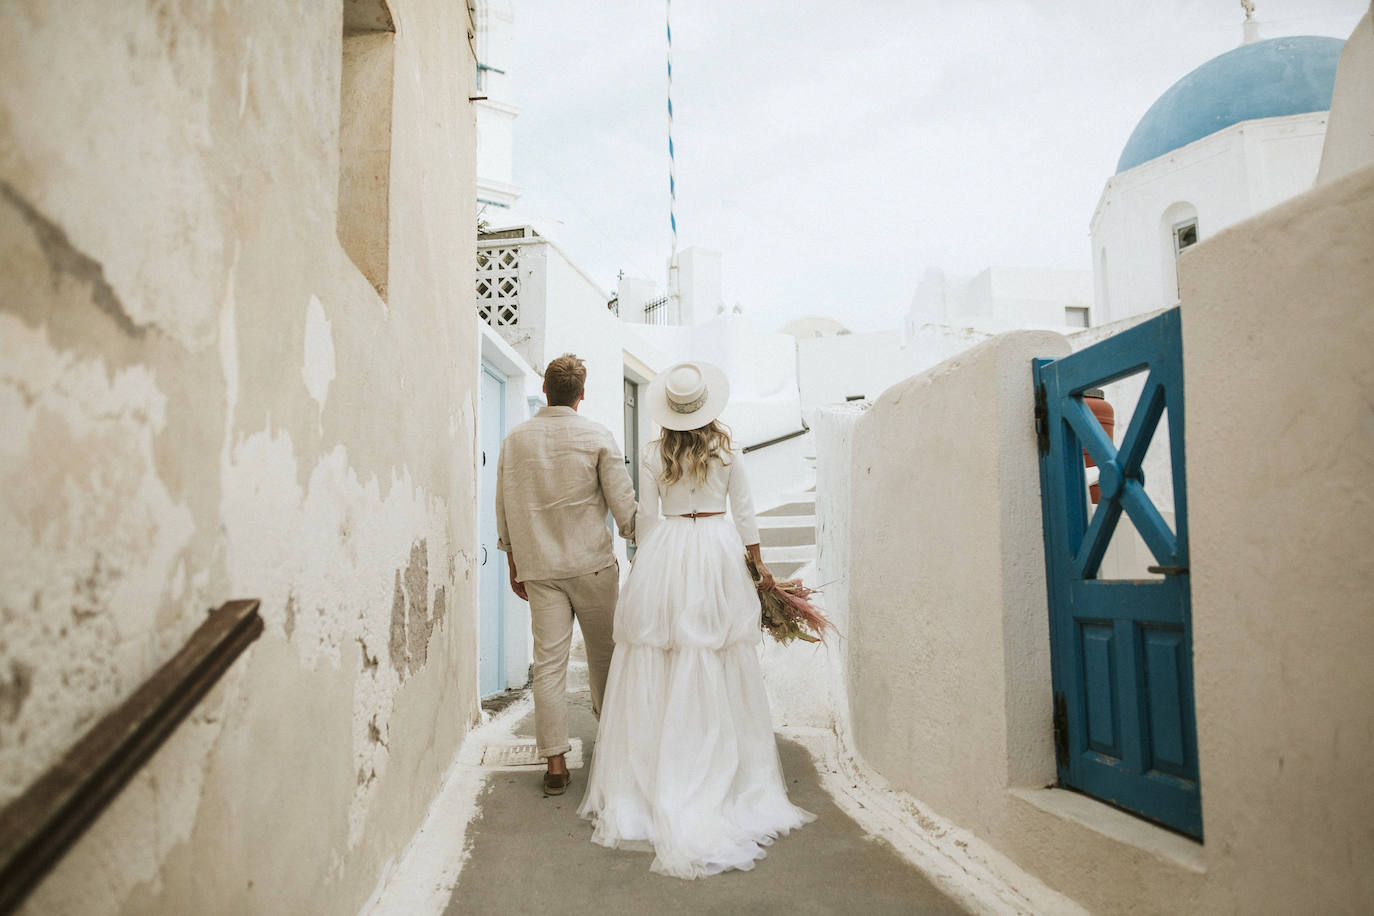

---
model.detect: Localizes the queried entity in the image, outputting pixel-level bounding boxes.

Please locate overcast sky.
[503,0,1366,332]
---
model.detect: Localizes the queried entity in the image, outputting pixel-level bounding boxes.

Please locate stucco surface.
[1181,163,1374,915]
[846,330,1067,838]
[0,2,482,913]
[808,404,864,739]
[1317,10,1374,186]
[833,323,1214,915]
[828,166,1374,914]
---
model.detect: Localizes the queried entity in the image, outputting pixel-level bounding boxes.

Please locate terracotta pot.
[1083,388,1114,505]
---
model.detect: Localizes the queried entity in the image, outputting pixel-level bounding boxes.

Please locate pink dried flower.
[746,555,834,645]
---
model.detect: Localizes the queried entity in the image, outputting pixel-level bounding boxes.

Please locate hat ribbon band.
[668,388,708,415]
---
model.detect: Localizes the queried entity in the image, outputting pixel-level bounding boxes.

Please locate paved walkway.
[445,691,967,915]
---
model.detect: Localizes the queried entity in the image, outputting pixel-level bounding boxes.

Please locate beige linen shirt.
[495,406,637,582]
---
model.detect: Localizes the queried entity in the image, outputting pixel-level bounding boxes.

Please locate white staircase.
[756,445,819,580]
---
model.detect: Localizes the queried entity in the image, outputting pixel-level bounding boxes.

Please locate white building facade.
[473,0,522,213]
[1091,35,1344,322]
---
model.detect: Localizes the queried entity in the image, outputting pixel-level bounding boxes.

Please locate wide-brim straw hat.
[647,361,730,431]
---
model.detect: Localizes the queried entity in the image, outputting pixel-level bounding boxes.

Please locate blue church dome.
[1116,36,1344,173]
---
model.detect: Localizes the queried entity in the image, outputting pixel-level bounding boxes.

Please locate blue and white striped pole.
[667,0,680,317]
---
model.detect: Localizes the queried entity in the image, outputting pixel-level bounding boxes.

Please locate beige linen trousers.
[524,565,617,757]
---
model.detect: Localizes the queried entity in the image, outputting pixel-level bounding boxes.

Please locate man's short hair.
[544,353,586,406]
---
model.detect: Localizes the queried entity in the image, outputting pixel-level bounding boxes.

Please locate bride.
[577,360,814,879]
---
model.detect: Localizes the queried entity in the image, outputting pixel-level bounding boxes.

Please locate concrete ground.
[445,690,967,915]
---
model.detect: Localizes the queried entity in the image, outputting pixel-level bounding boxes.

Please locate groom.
[495,353,638,795]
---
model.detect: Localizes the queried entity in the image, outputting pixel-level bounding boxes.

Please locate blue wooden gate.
[1032,308,1201,839]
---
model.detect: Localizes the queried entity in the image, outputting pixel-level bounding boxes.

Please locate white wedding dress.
[577,444,814,879]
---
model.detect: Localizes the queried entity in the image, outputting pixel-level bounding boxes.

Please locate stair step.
[757,516,814,528]
[766,560,808,580]
[760,526,816,548]
[759,500,816,518]
[762,545,815,563]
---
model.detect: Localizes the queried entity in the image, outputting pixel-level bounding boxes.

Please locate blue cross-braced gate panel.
[1033,308,1201,840]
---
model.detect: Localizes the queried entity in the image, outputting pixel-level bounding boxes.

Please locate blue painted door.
[478,365,506,697]
[1033,308,1201,839]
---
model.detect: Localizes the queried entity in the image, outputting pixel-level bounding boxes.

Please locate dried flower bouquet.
[746,554,833,645]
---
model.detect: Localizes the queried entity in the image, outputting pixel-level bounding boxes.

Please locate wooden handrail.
[0,599,263,914]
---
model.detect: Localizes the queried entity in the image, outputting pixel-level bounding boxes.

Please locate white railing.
[643,295,669,326]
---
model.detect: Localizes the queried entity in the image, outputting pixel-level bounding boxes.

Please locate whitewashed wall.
[908,267,1094,333]
[632,314,803,450]
[789,267,1098,426]
[902,322,997,376]
[796,330,905,411]
[676,246,724,325]
[820,162,1374,915]
[843,329,1068,826]
[1180,162,1374,916]
[1317,10,1374,187]
[754,404,864,732]
[473,0,520,211]
[0,3,483,914]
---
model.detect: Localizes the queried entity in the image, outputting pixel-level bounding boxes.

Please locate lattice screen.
[476,246,520,327]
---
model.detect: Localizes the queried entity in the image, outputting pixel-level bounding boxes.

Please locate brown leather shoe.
[543,770,571,796]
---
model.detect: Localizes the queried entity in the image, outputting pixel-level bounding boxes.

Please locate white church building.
[1092,34,1345,321]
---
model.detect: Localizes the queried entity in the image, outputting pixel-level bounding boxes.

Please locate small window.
[1065,306,1090,328]
[1171,217,1200,299]
[338,2,397,301]
[1174,219,1199,255]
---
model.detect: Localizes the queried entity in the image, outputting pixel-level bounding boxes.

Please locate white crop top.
[636,443,760,546]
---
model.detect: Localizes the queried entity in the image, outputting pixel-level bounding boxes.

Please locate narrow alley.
[360,640,1079,916]
[3,3,1372,915]
[445,690,963,915]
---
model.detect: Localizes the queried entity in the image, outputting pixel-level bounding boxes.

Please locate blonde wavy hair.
[659,420,734,486]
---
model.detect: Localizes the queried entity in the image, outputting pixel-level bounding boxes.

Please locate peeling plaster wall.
[0,2,481,914]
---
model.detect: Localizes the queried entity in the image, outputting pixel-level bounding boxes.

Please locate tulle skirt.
[577,516,814,879]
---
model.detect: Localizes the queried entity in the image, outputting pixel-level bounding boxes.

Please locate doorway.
[479,364,507,697]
